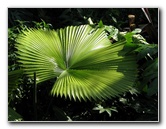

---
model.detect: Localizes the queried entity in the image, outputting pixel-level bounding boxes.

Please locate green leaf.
[8,69,23,100]
[132,34,149,45]
[143,58,158,77]
[8,107,23,121]
[124,32,134,44]
[135,44,158,60]
[16,25,137,101]
[98,20,104,28]
[105,25,119,41]
[120,32,138,54]
[112,16,117,23]
[88,17,94,25]
[147,78,158,96]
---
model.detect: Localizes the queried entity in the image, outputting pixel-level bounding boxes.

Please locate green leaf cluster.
[121,29,158,97]
[93,104,118,117]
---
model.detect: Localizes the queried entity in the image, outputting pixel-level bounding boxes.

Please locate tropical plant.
[119,30,158,121]
[8,8,158,121]
[16,24,137,102]
[8,69,23,102]
[8,69,23,121]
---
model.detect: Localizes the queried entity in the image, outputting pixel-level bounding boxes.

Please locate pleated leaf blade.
[16,25,137,101]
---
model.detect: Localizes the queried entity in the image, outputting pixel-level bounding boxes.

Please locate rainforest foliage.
[8,8,158,121]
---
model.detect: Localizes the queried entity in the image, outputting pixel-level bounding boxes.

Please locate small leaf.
[112,16,117,23]
[132,28,142,34]
[93,104,118,117]
[98,20,104,28]
[119,97,127,104]
[88,17,94,25]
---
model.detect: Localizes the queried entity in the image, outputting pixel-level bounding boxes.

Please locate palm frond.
[16,25,137,101]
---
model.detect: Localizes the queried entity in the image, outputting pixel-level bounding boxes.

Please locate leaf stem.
[33,72,37,120]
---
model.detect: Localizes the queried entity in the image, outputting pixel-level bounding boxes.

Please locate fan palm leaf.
[16,25,137,101]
